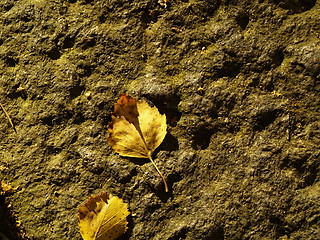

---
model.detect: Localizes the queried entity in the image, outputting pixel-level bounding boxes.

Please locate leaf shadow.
[118,214,133,240]
[120,131,178,201]
[124,131,179,166]
[125,156,148,166]
[157,131,179,152]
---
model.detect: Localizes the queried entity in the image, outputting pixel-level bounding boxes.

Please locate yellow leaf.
[78,192,130,240]
[137,100,167,156]
[0,181,16,195]
[107,94,168,192]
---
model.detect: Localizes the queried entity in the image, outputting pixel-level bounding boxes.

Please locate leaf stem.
[148,155,168,192]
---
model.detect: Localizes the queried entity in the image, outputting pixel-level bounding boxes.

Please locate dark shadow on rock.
[167,226,189,240]
[191,127,213,150]
[253,109,281,131]
[272,0,316,13]
[116,213,133,240]
[204,226,225,240]
[123,156,146,167]
[0,195,29,240]
[158,132,179,152]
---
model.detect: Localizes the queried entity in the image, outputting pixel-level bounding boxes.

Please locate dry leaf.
[107,94,168,192]
[78,192,130,240]
[0,181,16,195]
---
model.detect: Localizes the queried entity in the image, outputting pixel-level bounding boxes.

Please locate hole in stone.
[77,62,94,77]
[73,112,85,124]
[46,48,61,60]
[273,0,316,13]
[253,109,280,131]
[192,127,213,150]
[141,9,159,25]
[69,85,85,99]
[217,60,242,78]
[271,49,284,66]
[45,146,62,155]
[3,2,14,11]
[4,57,18,67]
[236,11,249,30]
[303,167,317,187]
[62,36,75,49]
[41,115,55,126]
[7,89,28,100]
[204,226,225,240]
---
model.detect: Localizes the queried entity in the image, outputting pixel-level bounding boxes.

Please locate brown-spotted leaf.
[107,94,167,159]
[107,94,168,192]
[78,192,130,240]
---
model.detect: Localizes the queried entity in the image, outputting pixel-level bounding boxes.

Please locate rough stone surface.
[0,0,319,239]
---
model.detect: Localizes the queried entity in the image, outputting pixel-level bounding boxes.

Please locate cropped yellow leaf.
[0,181,16,195]
[107,94,168,192]
[78,192,130,240]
